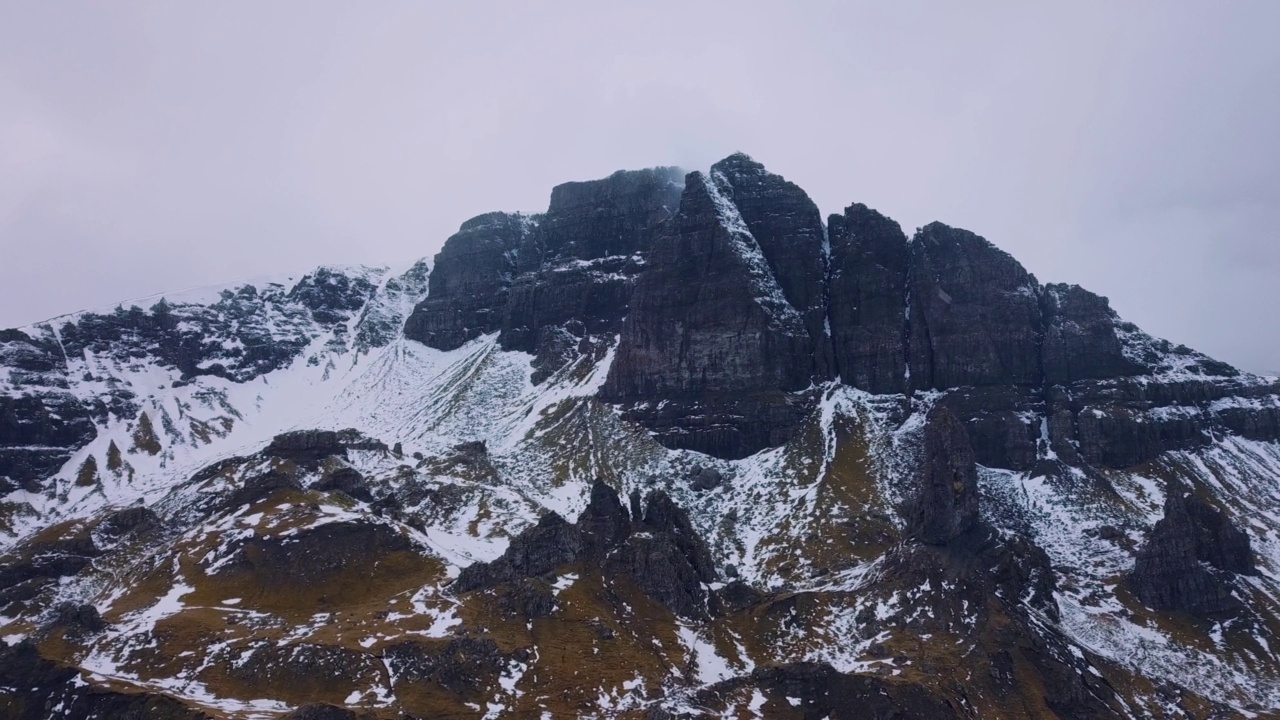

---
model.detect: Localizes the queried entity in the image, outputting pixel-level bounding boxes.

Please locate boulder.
[313,467,372,503]
[49,601,106,634]
[689,466,723,492]
[100,506,161,536]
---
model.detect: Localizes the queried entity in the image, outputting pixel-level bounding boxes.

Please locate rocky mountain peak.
[4,151,1280,718]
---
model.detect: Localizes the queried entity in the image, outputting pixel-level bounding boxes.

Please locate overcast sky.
[2,2,1278,372]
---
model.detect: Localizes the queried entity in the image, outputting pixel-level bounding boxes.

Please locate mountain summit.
[2,154,1279,718]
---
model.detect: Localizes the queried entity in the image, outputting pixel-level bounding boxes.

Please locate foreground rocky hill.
[2,154,1279,719]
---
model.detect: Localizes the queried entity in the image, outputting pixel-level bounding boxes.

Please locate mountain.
[2,154,1280,719]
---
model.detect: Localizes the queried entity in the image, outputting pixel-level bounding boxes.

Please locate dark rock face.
[602,165,823,458]
[605,489,718,620]
[453,482,717,619]
[605,168,816,397]
[0,390,97,493]
[389,152,1280,469]
[609,532,712,619]
[499,167,683,357]
[313,467,372,503]
[1127,487,1255,617]
[906,408,981,545]
[616,392,815,460]
[541,166,686,262]
[638,490,716,582]
[711,153,831,374]
[577,479,632,557]
[264,429,343,460]
[48,602,106,634]
[907,222,1043,390]
[404,212,533,350]
[405,168,684,361]
[453,512,582,592]
[827,204,909,394]
[1040,284,1141,385]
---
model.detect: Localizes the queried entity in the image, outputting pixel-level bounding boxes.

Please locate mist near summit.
[1,1,1278,372]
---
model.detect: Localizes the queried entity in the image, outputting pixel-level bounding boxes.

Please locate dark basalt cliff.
[601,162,824,457]
[1126,484,1256,617]
[403,167,685,378]
[407,152,1280,467]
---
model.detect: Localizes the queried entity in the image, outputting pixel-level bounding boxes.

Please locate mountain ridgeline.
[3,152,1280,719]
[404,152,1280,463]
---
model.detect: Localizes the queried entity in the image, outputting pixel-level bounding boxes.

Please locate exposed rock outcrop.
[826,203,909,394]
[313,466,372,503]
[452,511,582,592]
[602,164,824,457]
[100,505,160,537]
[906,408,981,545]
[263,430,346,465]
[47,601,106,634]
[405,168,684,364]
[403,212,534,350]
[499,167,684,356]
[1040,283,1141,384]
[907,222,1043,390]
[384,637,506,697]
[0,389,97,493]
[1127,485,1255,617]
[453,480,716,619]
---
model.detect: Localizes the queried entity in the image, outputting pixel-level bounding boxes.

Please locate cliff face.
[404,167,685,381]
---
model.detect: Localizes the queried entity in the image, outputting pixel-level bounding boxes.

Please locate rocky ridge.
[1,153,1280,718]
